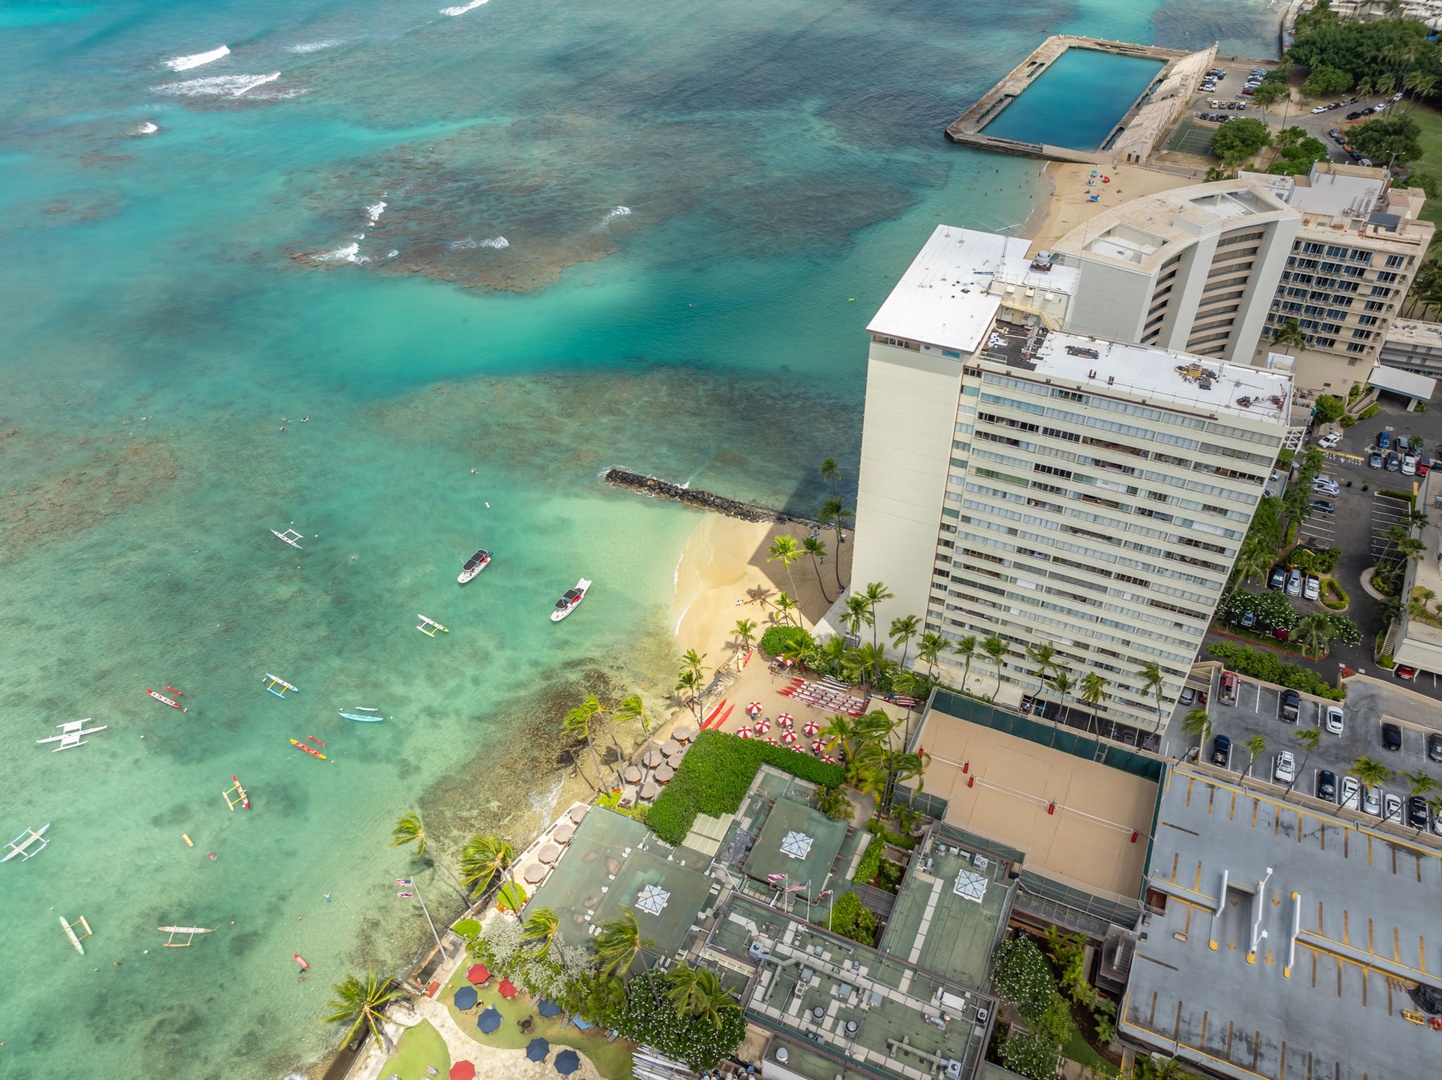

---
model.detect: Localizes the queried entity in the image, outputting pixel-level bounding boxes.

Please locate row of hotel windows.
[1281,270,1394,294]
[1261,312,1373,353]
[1296,241,1409,269]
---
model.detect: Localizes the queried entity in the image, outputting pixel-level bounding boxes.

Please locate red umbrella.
[766,737,779,745]
[792,744,806,753]
[803,720,819,736]
[737,726,754,739]
[778,714,794,728]
[450,1062,476,1080]
[754,719,771,734]
[466,963,491,985]
[812,740,825,753]
[823,754,837,764]
[782,730,798,744]
[747,701,762,715]
[498,978,518,999]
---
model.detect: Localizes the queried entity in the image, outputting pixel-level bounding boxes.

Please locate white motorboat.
[458,548,492,584]
[551,578,591,622]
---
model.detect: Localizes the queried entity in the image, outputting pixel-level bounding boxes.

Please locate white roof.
[1367,361,1437,400]
[867,225,1078,353]
[1032,332,1293,423]
[779,830,814,860]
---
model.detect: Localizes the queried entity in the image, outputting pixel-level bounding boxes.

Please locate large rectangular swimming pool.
[982,47,1164,152]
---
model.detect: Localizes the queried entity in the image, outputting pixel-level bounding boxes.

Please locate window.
[1347,342,1369,354]
[1370,286,1393,297]
[1386,254,1407,269]
[1378,271,1400,284]
[1349,249,1372,264]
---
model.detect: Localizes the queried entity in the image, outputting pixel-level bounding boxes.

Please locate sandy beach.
[1025,161,1193,254]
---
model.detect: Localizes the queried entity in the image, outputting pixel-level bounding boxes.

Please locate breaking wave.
[286,40,341,54]
[165,45,230,71]
[366,201,387,225]
[599,205,631,227]
[152,72,281,98]
[448,236,509,250]
[131,121,160,136]
[441,0,488,14]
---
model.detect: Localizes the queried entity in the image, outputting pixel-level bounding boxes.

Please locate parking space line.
[1343,908,1349,945]
[1395,926,1401,962]
[1369,919,1375,955]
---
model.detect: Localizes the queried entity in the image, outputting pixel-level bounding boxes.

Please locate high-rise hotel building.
[850,225,1292,731]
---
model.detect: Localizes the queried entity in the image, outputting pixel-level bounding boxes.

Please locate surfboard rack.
[60,914,93,955]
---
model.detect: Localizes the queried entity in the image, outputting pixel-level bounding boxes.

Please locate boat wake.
[448,235,509,250]
[165,45,229,71]
[441,0,488,14]
[153,72,281,99]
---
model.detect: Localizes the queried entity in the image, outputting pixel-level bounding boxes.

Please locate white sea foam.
[131,121,160,136]
[599,205,631,227]
[365,200,387,225]
[314,243,372,264]
[165,45,230,71]
[448,235,509,251]
[286,40,341,54]
[153,72,282,99]
[441,0,488,15]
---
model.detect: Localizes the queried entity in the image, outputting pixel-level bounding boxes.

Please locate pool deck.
[945,35,1219,166]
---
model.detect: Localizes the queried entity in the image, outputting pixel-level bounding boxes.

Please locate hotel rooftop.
[1122,764,1442,1080]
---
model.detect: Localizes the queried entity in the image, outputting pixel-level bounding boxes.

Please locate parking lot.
[1179,669,1442,831]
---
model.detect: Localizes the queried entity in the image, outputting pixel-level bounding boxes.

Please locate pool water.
[982,47,1165,151]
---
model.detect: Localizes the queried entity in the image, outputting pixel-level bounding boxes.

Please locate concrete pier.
[945,35,1218,166]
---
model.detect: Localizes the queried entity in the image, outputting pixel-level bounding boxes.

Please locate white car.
[1311,105,1329,114]
[1274,751,1296,784]
[1363,784,1382,815]
[1384,792,1404,824]
[1403,455,1418,476]
[1340,775,1361,810]
[1324,705,1344,735]
[1317,432,1342,449]
[1304,575,1321,601]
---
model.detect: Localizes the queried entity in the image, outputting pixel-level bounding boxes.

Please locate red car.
[1396,665,1418,681]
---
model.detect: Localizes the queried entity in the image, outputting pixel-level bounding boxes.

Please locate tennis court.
[1165,120,1218,156]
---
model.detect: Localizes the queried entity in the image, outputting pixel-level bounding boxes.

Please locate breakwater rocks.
[604,468,809,526]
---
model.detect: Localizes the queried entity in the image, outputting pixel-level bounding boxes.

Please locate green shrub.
[759,625,811,657]
[618,970,746,1071]
[1321,577,1348,610]
[453,918,482,941]
[645,730,845,844]
[876,860,904,893]
[991,936,1056,1021]
[497,882,528,913]
[1359,403,1380,420]
[830,892,879,946]
[1206,641,1343,700]
[998,1028,1061,1080]
[853,836,885,885]
[1379,652,1396,669]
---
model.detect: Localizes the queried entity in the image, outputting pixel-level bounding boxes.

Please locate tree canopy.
[1301,64,1352,98]
[1211,118,1272,166]
[1349,114,1424,167]
[1269,129,1331,176]
[1289,5,1439,94]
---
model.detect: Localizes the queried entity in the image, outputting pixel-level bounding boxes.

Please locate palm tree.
[1292,612,1336,659]
[322,971,405,1054]
[892,669,929,749]
[390,812,428,859]
[459,834,515,897]
[820,710,891,761]
[563,696,607,789]
[880,747,930,814]
[818,633,849,679]
[1051,670,1075,731]
[820,457,841,496]
[1181,708,1212,746]
[675,669,703,720]
[733,618,758,653]
[1027,642,1058,701]
[594,908,653,977]
[1137,661,1166,732]
[613,692,649,741]
[954,635,978,694]
[521,906,561,959]
[980,634,1008,701]
[917,632,947,681]
[667,962,741,1030]
[1242,734,1267,777]
[767,536,803,604]
[847,641,889,687]
[819,497,852,592]
[843,593,873,643]
[1079,672,1110,734]
[890,615,921,670]
[1273,318,1308,353]
[802,535,832,604]
[681,648,707,688]
[1403,770,1439,801]
[860,582,894,652]
[1351,756,1392,789]
[1291,726,1323,792]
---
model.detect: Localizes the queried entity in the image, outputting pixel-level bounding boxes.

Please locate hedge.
[853,836,885,885]
[1321,577,1348,610]
[1206,641,1344,700]
[646,730,845,844]
[759,625,811,657]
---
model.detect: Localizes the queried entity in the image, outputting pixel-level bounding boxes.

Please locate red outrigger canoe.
[290,736,326,760]
[293,954,309,970]
[146,689,182,709]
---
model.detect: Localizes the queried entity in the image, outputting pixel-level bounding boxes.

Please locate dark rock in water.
[604,468,811,526]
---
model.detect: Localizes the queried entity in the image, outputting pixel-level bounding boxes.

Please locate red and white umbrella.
[792,744,806,753]
[823,754,837,764]
[803,720,819,737]
[747,701,763,716]
[766,737,779,745]
[737,726,754,739]
[778,714,794,728]
[812,739,825,753]
[781,730,798,744]
[754,719,771,735]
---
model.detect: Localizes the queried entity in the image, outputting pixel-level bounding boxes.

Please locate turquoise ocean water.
[0,0,1276,1076]
[982,48,1164,151]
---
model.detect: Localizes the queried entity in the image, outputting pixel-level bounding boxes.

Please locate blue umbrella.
[526,1037,550,1062]
[453,985,478,1010]
[537,998,563,1018]
[476,1006,502,1034]
[554,1049,581,1075]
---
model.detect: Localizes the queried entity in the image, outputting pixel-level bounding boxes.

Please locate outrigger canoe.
[146,689,182,709]
[290,737,326,760]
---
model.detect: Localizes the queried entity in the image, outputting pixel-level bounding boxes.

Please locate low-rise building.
[1383,468,1442,677]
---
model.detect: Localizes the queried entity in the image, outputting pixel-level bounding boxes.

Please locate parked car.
[1308,499,1335,513]
[1403,455,1418,476]
[1220,671,1238,704]
[1318,431,1342,448]
[1378,430,1392,449]
[1346,110,1363,119]
[1311,105,1329,114]
[1395,665,1418,681]
[1286,568,1303,596]
[1180,686,1196,706]
[1324,705,1344,735]
[1369,450,1384,469]
[1363,784,1382,815]
[1385,792,1404,824]
[1340,775,1361,810]
[1211,734,1232,768]
[1304,575,1321,601]
[1382,722,1403,750]
[1316,769,1337,802]
[1408,796,1430,829]
[1428,732,1442,763]
[1268,565,1287,590]
[1279,689,1301,723]
[1274,751,1296,784]
[1240,610,1257,628]
[1386,451,1401,472]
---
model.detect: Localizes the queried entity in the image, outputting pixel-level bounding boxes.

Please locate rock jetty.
[604,468,810,526]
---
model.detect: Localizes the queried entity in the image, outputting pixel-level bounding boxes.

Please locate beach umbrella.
[477,1007,502,1034]
[782,730,798,744]
[453,985,479,1010]
[803,720,819,736]
[466,963,491,985]
[642,748,664,768]
[568,805,588,825]
[754,719,770,734]
[639,779,660,801]
[766,737,779,745]
[537,998,563,1018]
[792,744,806,753]
[778,714,794,728]
[622,764,643,784]
[673,723,697,743]
[812,740,825,753]
[499,978,518,999]
[655,764,675,784]
[747,701,762,716]
[524,863,547,884]
[659,739,681,756]
[450,1062,476,1080]
[737,726,754,739]
[554,1049,582,1075]
[527,1037,551,1062]
[823,755,837,764]
[538,843,562,864]
[553,821,575,844]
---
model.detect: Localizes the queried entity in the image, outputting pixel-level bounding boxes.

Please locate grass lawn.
[440,965,636,1080]
[1062,1026,1118,1076]
[1407,103,1442,230]
[387,1019,450,1080]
